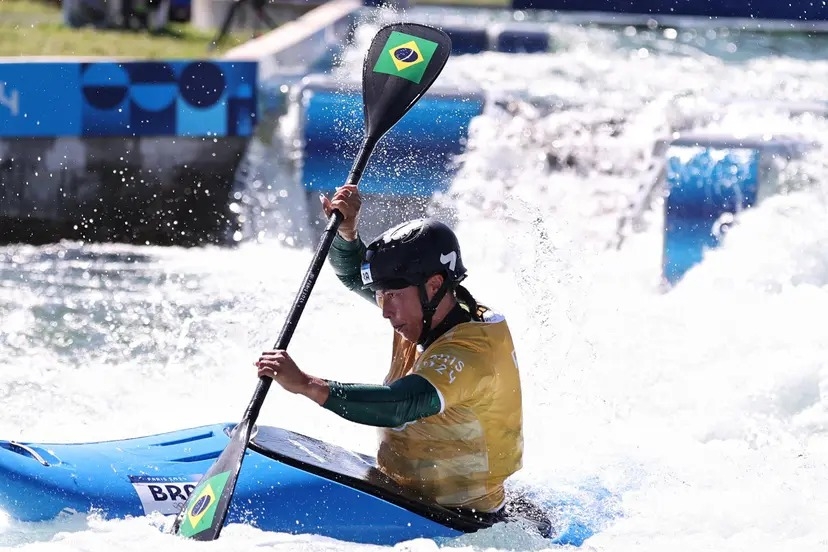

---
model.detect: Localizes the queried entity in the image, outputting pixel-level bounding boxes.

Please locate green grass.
[0,0,249,58]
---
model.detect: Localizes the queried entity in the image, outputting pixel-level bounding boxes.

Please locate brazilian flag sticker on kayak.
[178,471,231,537]
[373,31,439,84]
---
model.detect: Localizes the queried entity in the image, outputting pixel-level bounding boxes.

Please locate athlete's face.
[375,275,443,343]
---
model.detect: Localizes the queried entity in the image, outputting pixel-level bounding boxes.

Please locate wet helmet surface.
[360,218,467,291]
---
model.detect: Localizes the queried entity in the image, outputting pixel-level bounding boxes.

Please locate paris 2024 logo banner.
[0,61,257,139]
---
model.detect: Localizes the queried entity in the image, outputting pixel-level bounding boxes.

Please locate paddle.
[169,22,452,541]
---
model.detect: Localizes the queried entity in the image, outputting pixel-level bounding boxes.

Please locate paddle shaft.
[242,137,378,424]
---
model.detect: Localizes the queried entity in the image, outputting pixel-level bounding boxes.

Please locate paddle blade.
[169,419,255,540]
[362,23,452,141]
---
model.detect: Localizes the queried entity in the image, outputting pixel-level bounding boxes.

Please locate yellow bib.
[378,309,524,512]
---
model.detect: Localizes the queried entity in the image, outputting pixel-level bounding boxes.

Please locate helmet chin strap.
[416,279,451,346]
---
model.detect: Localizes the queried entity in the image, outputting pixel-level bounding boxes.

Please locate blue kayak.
[0,423,597,546]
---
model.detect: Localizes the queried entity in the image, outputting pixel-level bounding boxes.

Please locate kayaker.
[256,184,550,536]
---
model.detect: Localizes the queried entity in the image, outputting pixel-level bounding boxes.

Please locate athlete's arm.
[328,233,376,303]
[321,374,442,427]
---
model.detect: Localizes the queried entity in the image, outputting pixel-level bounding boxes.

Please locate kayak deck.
[249,425,551,536]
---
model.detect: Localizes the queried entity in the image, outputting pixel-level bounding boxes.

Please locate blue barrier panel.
[661,135,811,286]
[0,61,257,138]
[662,146,759,286]
[510,0,827,21]
[494,27,550,53]
[299,77,485,197]
[441,25,490,55]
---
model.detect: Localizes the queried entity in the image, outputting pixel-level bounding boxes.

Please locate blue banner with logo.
[0,61,257,138]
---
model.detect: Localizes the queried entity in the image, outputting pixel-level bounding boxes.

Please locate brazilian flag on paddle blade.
[372,31,440,84]
[178,471,232,537]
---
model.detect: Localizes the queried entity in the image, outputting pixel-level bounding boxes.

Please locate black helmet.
[360,218,467,292]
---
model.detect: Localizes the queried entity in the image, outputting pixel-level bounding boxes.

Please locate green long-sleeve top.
[327,233,374,303]
[322,233,442,427]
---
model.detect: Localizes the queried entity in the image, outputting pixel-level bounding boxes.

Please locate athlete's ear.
[425,273,444,298]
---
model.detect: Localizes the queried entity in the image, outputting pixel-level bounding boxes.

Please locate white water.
[2,11,828,552]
